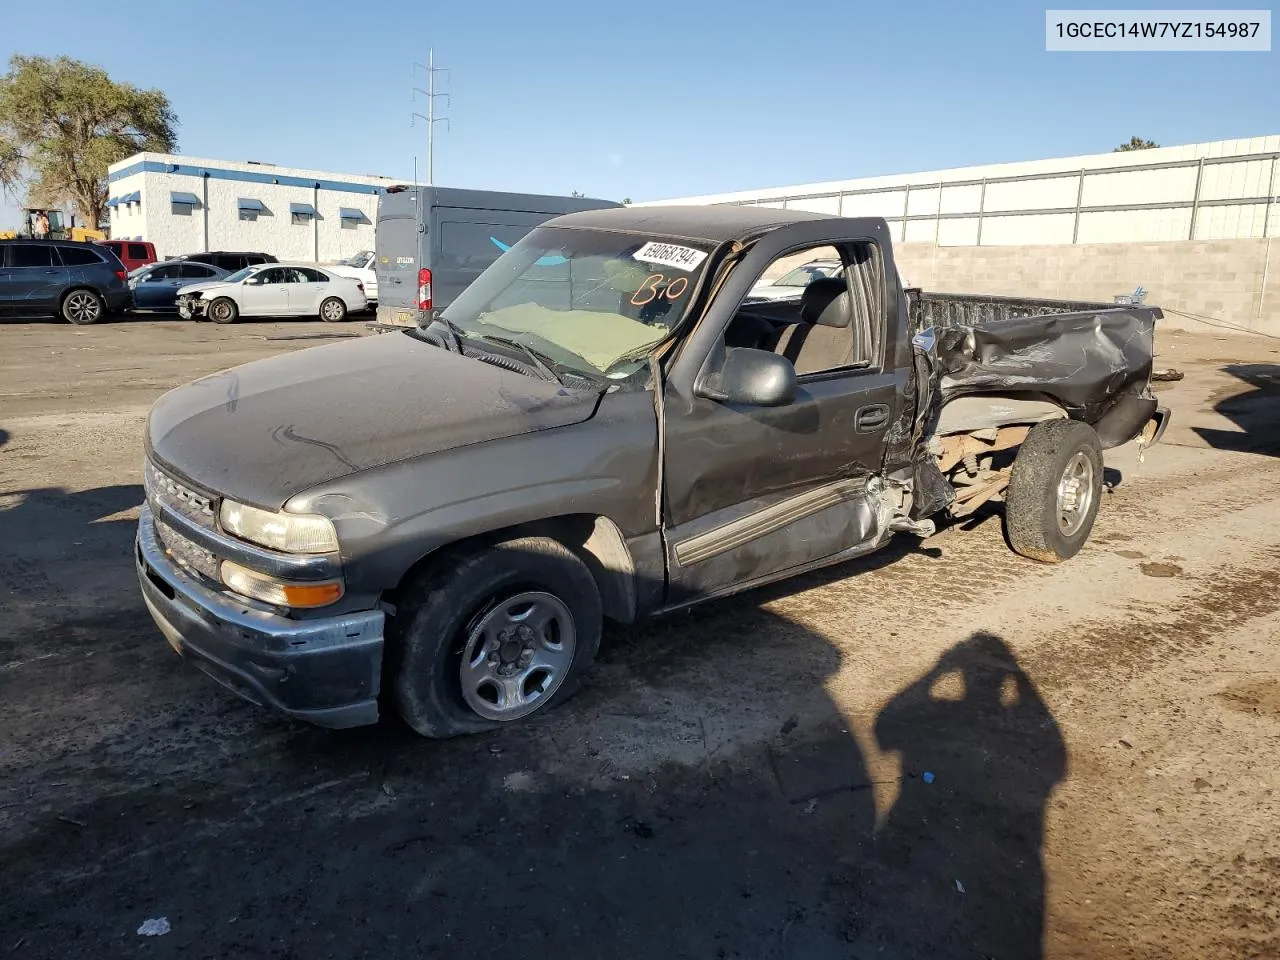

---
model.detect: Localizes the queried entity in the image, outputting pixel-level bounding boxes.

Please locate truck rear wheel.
[1005,419,1103,563]
[388,536,603,738]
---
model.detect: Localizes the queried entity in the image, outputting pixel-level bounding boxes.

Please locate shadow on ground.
[1193,363,1280,455]
[0,483,1067,959]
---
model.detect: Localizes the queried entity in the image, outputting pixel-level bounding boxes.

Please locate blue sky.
[2,0,1277,228]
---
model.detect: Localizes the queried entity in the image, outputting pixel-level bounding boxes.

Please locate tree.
[570,190,585,198]
[0,55,177,227]
[1114,137,1159,152]
[622,197,632,205]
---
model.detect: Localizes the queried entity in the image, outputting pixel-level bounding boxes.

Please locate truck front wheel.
[1005,419,1104,563]
[389,536,603,738]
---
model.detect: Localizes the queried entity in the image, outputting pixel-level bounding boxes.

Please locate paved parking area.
[1,316,1278,959]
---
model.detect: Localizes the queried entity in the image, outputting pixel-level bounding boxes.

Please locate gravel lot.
[1,314,1278,959]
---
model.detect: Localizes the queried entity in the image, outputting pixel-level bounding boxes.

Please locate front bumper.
[135,505,384,728]
[176,296,210,319]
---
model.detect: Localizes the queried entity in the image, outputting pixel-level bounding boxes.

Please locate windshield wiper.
[414,315,466,353]
[474,334,564,384]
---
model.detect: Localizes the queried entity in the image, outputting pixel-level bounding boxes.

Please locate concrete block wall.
[757,238,1278,337]
[892,238,1279,337]
[644,136,1280,247]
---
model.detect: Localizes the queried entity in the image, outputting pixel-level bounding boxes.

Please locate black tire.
[1005,419,1104,563]
[207,297,239,324]
[61,288,105,325]
[389,536,603,738]
[319,296,347,322]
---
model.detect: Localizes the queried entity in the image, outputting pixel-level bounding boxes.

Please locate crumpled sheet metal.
[931,308,1157,423]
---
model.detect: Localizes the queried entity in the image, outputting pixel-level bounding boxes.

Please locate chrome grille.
[154,516,221,582]
[144,460,217,529]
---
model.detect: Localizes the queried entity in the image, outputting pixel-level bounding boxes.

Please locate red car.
[98,239,157,272]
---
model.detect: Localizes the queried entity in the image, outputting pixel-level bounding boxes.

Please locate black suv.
[0,239,132,324]
[172,251,278,272]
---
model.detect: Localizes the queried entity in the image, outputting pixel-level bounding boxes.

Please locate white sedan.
[176,263,368,323]
[326,250,377,303]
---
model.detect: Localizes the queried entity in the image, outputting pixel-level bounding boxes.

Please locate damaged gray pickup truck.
[136,206,1170,736]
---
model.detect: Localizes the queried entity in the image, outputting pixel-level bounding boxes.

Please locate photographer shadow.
[853,631,1067,957]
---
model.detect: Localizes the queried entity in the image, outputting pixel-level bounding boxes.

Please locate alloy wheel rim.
[67,292,100,322]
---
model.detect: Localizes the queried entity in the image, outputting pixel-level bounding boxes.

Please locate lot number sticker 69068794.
[632,241,708,272]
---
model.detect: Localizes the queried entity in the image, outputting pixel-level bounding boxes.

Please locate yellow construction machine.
[0,208,105,242]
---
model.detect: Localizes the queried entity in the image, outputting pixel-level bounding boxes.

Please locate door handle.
[855,404,890,432]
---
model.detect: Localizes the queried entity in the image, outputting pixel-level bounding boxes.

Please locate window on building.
[172,202,194,217]
[239,208,259,222]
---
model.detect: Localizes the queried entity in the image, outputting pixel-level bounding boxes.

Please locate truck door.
[660,236,899,605]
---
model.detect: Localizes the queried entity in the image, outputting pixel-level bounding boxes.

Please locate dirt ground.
[1,314,1278,960]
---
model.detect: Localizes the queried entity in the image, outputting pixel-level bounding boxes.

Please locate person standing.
[33,210,49,239]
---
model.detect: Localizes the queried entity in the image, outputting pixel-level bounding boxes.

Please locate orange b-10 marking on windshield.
[630,273,690,306]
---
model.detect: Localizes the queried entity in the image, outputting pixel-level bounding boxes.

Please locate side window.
[286,268,310,283]
[148,265,181,280]
[128,243,149,260]
[300,268,328,283]
[179,264,214,278]
[730,242,881,377]
[58,246,105,266]
[258,268,286,284]
[9,244,54,268]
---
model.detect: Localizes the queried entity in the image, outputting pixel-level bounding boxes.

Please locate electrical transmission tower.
[411,50,450,186]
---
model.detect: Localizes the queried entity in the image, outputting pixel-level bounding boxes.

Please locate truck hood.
[176,281,233,297]
[146,332,602,508]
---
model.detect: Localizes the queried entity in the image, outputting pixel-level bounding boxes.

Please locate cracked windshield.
[442,227,711,379]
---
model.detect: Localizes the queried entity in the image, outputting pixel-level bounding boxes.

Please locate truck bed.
[904,288,1162,331]
[905,287,1164,445]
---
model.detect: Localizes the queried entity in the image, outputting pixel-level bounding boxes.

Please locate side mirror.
[696,347,797,407]
[244,276,262,285]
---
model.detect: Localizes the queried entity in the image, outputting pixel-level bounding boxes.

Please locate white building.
[106,153,399,261]
[644,135,1280,246]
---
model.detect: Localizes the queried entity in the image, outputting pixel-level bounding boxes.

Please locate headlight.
[219,500,339,554]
